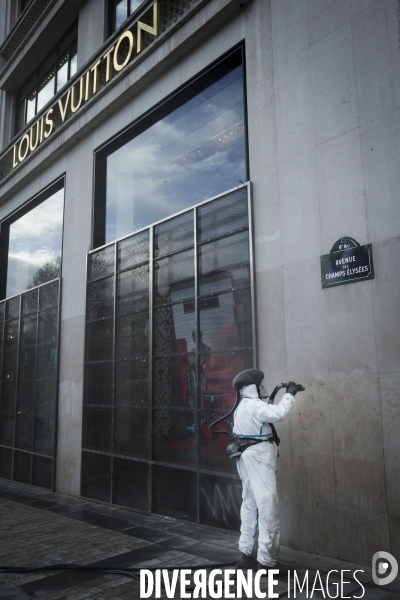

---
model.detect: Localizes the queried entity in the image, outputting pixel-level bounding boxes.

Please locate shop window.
[93,46,248,247]
[15,25,78,134]
[0,179,64,300]
[109,0,144,34]
[82,184,255,528]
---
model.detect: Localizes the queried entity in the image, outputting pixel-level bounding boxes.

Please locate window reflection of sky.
[6,189,64,298]
[105,66,246,243]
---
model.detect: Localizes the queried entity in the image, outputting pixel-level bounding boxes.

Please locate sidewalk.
[0,479,398,600]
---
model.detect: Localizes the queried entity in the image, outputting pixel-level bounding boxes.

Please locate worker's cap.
[232,368,265,391]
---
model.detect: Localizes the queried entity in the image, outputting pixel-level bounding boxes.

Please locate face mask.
[259,384,268,399]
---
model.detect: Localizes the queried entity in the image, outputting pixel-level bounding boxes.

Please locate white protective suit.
[233,384,296,567]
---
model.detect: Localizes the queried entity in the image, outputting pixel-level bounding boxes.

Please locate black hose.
[0,561,237,580]
[208,390,240,438]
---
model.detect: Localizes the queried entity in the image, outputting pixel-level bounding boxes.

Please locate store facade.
[0,0,399,566]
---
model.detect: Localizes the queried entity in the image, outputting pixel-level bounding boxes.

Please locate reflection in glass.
[114,407,149,458]
[6,189,63,298]
[70,40,78,77]
[200,409,236,475]
[37,69,55,112]
[198,187,248,241]
[88,276,114,320]
[116,312,149,358]
[153,409,197,467]
[199,289,252,352]
[116,359,148,407]
[106,66,246,242]
[201,350,253,410]
[117,266,148,315]
[153,303,195,356]
[32,455,53,489]
[13,451,31,484]
[115,0,128,29]
[26,88,36,123]
[56,50,69,91]
[85,363,113,405]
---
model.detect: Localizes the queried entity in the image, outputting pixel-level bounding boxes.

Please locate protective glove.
[286,381,305,396]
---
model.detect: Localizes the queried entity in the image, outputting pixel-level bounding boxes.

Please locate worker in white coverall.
[232,369,302,571]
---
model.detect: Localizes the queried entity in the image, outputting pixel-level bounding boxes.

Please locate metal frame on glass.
[0,278,61,490]
[82,182,256,529]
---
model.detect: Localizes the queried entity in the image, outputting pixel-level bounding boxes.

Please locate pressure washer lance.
[209,382,305,459]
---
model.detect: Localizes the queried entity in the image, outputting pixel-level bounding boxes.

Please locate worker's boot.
[235,553,257,571]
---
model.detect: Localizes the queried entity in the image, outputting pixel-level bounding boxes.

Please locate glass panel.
[3,350,18,381]
[81,452,111,503]
[18,381,35,412]
[106,64,246,243]
[39,280,59,309]
[129,0,143,15]
[35,379,56,418]
[82,407,112,452]
[118,230,149,271]
[20,315,37,347]
[85,362,113,405]
[56,49,69,92]
[199,289,252,352]
[117,266,148,315]
[4,321,19,352]
[88,246,115,281]
[154,211,194,258]
[87,276,114,320]
[6,298,19,322]
[114,407,149,458]
[15,412,33,451]
[37,68,55,112]
[22,289,38,315]
[116,312,148,359]
[154,249,194,306]
[198,230,250,294]
[153,303,194,356]
[201,350,253,409]
[152,466,197,521]
[0,447,12,480]
[113,458,149,511]
[198,188,248,241]
[153,354,194,409]
[116,359,149,407]
[69,40,78,77]
[153,409,197,467]
[13,451,31,484]
[32,455,53,489]
[19,348,36,380]
[33,416,55,455]
[38,308,58,344]
[200,474,241,529]
[16,100,26,132]
[6,189,63,298]
[86,318,114,362]
[0,412,14,446]
[200,408,236,475]
[26,87,36,123]
[36,343,57,379]
[0,381,17,412]
[113,457,148,510]
[115,0,128,29]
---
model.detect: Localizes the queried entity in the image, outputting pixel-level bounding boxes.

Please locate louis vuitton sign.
[12,2,161,169]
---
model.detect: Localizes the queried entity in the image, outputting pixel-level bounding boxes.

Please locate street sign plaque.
[320,237,374,288]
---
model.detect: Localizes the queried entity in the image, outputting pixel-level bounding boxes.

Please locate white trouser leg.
[237,453,258,556]
[237,442,280,566]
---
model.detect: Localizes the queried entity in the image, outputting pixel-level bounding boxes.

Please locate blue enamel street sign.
[321,237,374,288]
